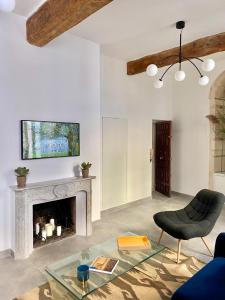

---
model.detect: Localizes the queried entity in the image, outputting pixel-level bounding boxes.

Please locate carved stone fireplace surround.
[10,176,95,259]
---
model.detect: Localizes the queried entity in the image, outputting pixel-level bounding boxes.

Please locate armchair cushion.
[154,210,211,240]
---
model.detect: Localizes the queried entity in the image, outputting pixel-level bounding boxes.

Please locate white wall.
[102,117,128,210]
[0,13,101,252]
[101,55,172,207]
[101,53,225,203]
[171,53,225,196]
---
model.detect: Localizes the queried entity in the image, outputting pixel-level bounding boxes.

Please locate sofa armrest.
[214,233,225,258]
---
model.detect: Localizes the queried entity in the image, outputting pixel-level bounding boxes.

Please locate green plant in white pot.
[81,162,92,178]
[15,167,29,188]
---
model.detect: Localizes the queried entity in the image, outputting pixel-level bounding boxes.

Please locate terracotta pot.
[17,176,26,188]
[82,169,89,178]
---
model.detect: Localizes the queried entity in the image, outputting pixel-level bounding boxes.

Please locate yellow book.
[117,235,151,251]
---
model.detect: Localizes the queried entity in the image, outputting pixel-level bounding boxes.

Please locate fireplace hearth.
[33,197,76,248]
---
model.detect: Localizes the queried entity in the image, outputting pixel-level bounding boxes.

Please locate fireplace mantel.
[10,176,95,259]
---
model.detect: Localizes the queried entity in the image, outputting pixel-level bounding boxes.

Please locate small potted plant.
[15,167,29,188]
[81,162,92,178]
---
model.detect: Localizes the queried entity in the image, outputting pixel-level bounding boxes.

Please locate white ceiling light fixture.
[199,75,209,86]
[146,64,158,77]
[201,58,215,72]
[175,70,186,81]
[153,79,163,89]
[146,21,215,88]
[0,0,15,12]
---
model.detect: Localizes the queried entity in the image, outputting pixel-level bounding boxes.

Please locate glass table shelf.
[46,232,164,299]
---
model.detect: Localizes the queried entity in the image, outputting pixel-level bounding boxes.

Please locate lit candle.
[57,226,62,237]
[42,230,47,241]
[45,223,53,237]
[35,223,40,235]
[50,218,55,231]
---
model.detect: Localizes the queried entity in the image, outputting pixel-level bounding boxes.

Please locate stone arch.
[209,71,225,188]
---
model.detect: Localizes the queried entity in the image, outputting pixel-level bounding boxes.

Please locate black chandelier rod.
[182,57,203,77]
[186,56,204,62]
[160,62,177,80]
[163,55,204,63]
[179,29,182,70]
[160,56,203,81]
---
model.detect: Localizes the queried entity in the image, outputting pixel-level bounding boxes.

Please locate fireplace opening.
[33,197,76,248]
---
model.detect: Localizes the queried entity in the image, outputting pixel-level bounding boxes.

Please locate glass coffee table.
[46,232,164,299]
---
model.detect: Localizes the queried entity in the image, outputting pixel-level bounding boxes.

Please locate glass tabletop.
[45,232,164,299]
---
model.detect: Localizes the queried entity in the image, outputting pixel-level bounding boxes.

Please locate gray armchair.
[153,189,225,263]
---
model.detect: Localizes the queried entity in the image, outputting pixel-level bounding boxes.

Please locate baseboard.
[100,196,152,217]
[0,248,12,259]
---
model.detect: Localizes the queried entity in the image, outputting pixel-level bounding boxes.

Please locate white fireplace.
[10,176,95,259]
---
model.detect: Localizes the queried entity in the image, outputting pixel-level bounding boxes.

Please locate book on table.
[117,235,151,250]
[89,257,119,274]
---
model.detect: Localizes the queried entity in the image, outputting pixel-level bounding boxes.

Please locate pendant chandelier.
[146,21,215,88]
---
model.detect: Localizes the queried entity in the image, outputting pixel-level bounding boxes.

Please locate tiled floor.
[0,192,224,300]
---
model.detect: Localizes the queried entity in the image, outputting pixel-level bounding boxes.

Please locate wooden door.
[155,121,171,197]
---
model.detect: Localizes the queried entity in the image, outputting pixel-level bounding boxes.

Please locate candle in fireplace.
[35,223,40,235]
[57,226,62,236]
[42,229,47,241]
[50,218,55,231]
[45,223,53,237]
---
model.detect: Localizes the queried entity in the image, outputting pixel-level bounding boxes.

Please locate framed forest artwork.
[21,120,80,160]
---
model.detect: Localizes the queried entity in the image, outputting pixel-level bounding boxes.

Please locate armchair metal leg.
[177,240,182,264]
[158,230,164,245]
[201,237,213,257]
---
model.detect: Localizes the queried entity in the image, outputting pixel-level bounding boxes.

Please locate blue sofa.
[172,233,225,300]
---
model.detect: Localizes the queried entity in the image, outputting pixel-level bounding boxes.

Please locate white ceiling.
[14,0,45,17]
[14,0,225,60]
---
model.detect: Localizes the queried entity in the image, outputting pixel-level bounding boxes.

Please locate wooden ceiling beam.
[26,0,113,47]
[127,32,225,75]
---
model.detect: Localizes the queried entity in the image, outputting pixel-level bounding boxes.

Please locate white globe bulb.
[175,70,186,81]
[201,58,215,72]
[153,79,163,89]
[199,75,209,86]
[0,0,15,12]
[146,64,158,77]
